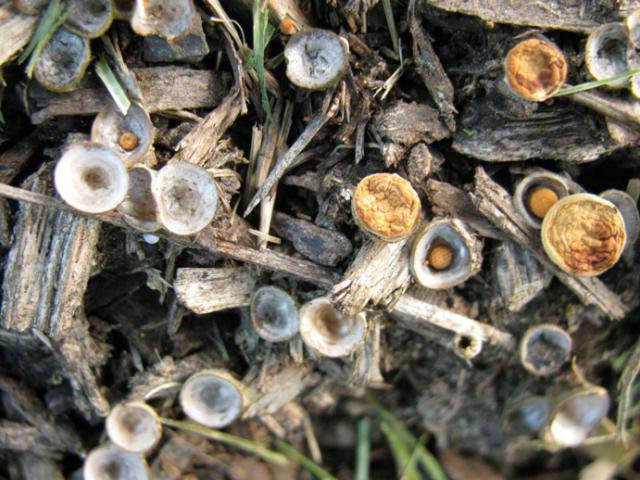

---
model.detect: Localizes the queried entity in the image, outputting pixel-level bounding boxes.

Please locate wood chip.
[0,4,37,66]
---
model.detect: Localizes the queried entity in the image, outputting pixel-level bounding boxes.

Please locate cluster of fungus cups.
[540,193,626,276]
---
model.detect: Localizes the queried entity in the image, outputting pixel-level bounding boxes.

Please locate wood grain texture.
[0,4,37,66]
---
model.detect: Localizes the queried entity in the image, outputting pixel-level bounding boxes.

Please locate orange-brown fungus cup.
[505,38,568,101]
[352,173,422,242]
[541,193,626,276]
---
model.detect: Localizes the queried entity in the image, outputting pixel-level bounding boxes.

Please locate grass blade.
[553,68,640,97]
[275,439,338,480]
[20,0,68,78]
[94,56,131,115]
[252,0,274,119]
[355,417,371,480]
[380,420,419,480]
[381,0,400,55]
[159,417,289,467]
[400,434,427,480]
[616,333,640,443]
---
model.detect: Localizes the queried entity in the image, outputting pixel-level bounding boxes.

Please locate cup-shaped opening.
[585,23,629,89]
[251,287,300,342]
[513,172,569,228]
[179,371,243,428]
[54,142,128,213]
[106,402,161,454]
[520,324,572,376]
[547,388,610,447]
[83,444,150,480]
[131,0,196,39]
[118,166,160,231]
[65,0,113,39]
[299,297,366,357]
[34,28,91,92]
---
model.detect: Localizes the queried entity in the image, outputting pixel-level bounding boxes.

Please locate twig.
[244,89,340,216]
[393,295,516,351]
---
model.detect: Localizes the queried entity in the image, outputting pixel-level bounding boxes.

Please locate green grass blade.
[381,420,420,480]
[275,439,338,480]
[355,417,371,480]
[553,67,640,97]
[400,434,427,480]
[20,0,68,78]
[252,0,274,119]
[94,56,131,115]
[159,417,289,467]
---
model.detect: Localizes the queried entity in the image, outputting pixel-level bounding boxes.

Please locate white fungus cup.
[151,161,218,236]
[105,401,162,454]
[54,141,128,214]
[83,443,150,480]
[179,370,244,429]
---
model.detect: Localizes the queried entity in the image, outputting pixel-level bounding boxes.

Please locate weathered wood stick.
[30,68,232,124]
[0,182,339,288]
[392,295,516,351]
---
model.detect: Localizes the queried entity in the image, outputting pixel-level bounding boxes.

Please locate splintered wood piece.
[16,453,64,480]
[0,4,37,66]
[409,10,455,131]
[174,267,256,314]
[492,240,552,312]
[373,101,449,146]
[1,169,109,420]
[332,238,412,316]
[351,313,385,387]
[242,365,321,419]
[30,67,231,124]
[0,182,339,288]
[471,167,627,320]
[392,295,516,351]
[425,0,625,32]
[0,421,59,456]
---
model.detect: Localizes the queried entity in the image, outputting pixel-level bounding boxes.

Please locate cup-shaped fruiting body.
[83,444,150,480]
[179,370,243,428]
[600,189,640,255]
[91,102,153,168]
[250,286,300,342]
[299,297,366,358]
[411,218,483,290]
[452,334,483,361]
[33,28,91,93]
[130,0,196,40]
[504,37,568,101]
[513,172,569,229]
[519,324,572,376]
[12,0,47,15]
[65,0,113,39]
[541,193,626,276]
[151,161,218,236]
[544,386,610,448]
[585,23,629,89]
[54,142,128,214]
[117,165,160,232]
[284,29,349,91]
[351,173,422,242]
[106,401,161,454]
[503,396,551,437]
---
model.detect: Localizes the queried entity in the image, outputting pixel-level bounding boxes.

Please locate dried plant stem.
[568,89,640,129]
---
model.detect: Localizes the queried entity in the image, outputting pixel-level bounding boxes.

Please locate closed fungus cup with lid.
[250,286,300,343]
[351,173,422,242]
[410,218,483,290]
[544,385,610,448]
[284,29,349,91]
[504,37,568,101]
[299,297,366,358]
[54,142,128,214]
[513,171,569,229]
[91,102,153,168]
[152,161,218,236]
[106,401,161,454]
[83,443,150,480]
[541,193,626,276]
[179,370,244,428]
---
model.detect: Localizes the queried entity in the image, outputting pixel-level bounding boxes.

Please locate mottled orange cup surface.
[505,38,568,101]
